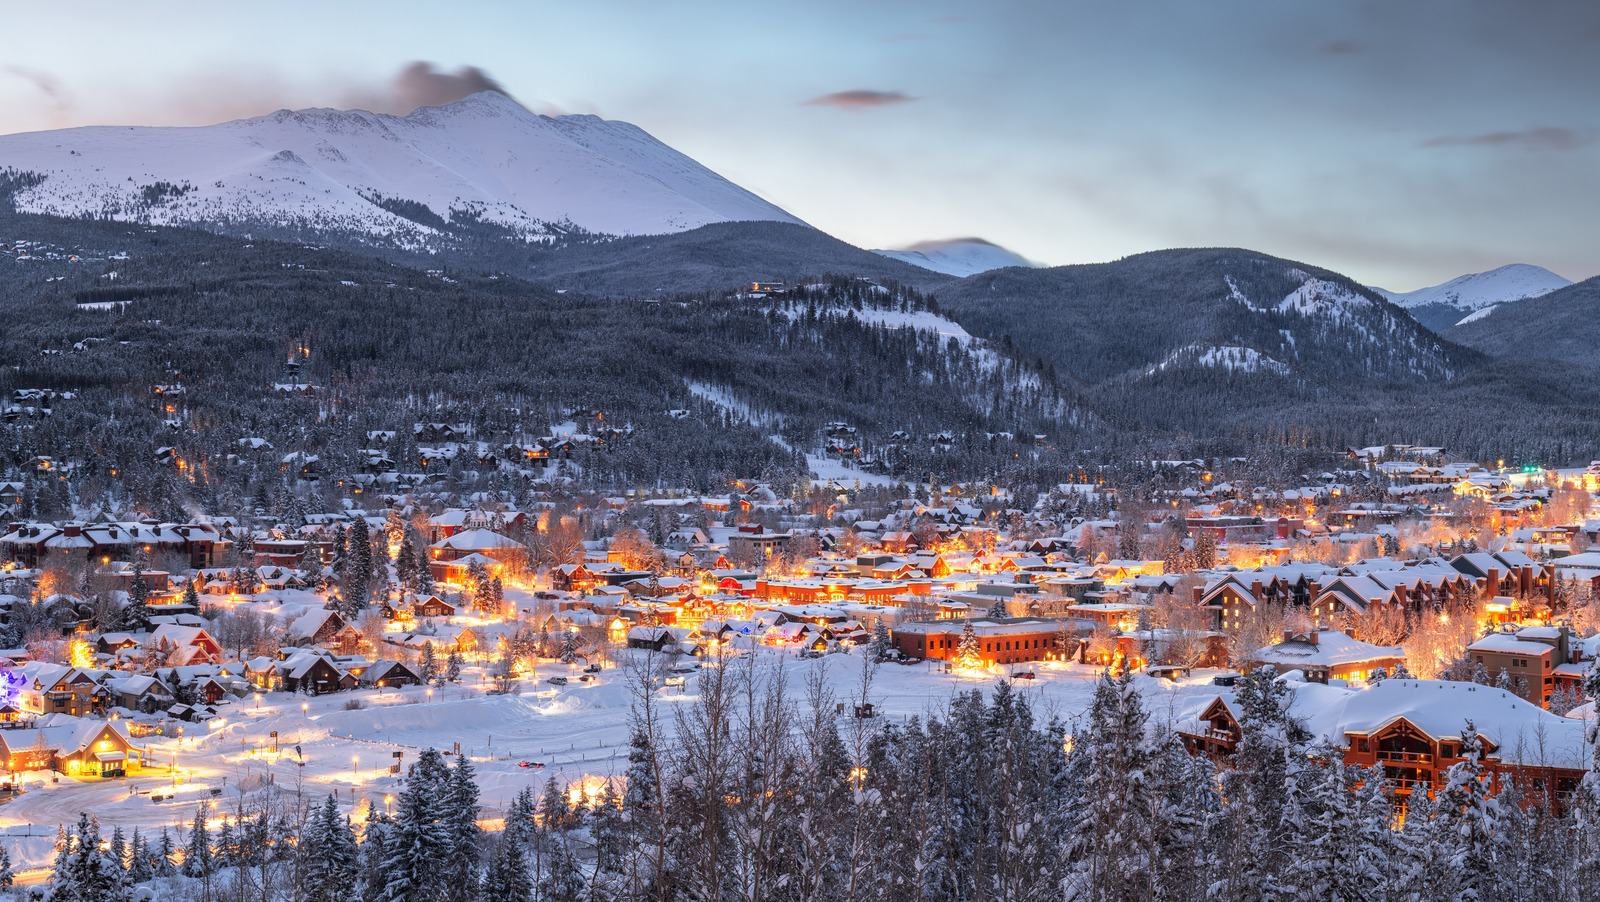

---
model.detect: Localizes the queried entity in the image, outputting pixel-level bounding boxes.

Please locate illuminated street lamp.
[352,755,359,776]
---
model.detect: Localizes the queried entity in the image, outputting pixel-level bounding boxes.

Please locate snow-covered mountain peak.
[1376,264,1572,312]
[0,93,806,241]
[872,237,1036,277]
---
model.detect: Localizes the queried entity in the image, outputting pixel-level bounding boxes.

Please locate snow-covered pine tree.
[953,620,982,671]
[54,812,124,902]
[1472,660,1491,684]
[302,794,359,902]
[445,648,463,683]
[108,825,127,881]
[181,807,213,879]
[419,643,439,685]
[987,599,1007,619]
[867,618,891,661]
[1494,667,1514,692]
[1063,667,1157,900]
[0,839,12,890]
[125,828,153,885]
[1433,720,1500,900]
[122,570,152,633]
[441,754,481,902]
[480,835,533,902]
[1391,660,1413,680]
[1216,665,1299,899]
[154,827,176,877]
[382,749,450,902]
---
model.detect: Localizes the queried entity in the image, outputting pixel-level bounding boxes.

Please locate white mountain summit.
[0,91,805,241]
[873,237,1036,277]
[1375,263,1572,327]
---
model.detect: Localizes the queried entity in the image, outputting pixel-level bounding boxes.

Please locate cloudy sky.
[2,0,1596,289]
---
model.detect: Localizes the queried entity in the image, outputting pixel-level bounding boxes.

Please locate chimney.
[1485,568,1500,602]
[1282,628,1295,644]
[1191,586,1204,605]
[1250,580,1263,601]
[1519,566,1533,599]
[1308,581,1322,608]
[1307,631,1319,647]
[1395,584,1408,609]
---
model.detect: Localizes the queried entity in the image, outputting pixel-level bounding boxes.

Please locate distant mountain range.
[872,237,1035,277]
[3,97,1598,456]
[0,91,804,241]
[1375,264,1572,333]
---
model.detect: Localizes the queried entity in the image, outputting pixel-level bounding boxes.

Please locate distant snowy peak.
[0,91,805,241]
[872,237,1036,277]
[1376,264,1572,312]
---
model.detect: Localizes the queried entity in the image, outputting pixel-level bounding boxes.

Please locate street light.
[352,755,359,776]
[426,688,433,703]
[385,794,393,816]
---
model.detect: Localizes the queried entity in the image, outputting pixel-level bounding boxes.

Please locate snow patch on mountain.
[1454,305,1499,326]
[1276,278,1372,320]
[1376,264,1572,312]
[1151,345,1291,377]
[0,91,804,241]
[872,238,1034,277]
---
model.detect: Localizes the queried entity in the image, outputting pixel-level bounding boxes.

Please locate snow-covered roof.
[1298,679,1589,769]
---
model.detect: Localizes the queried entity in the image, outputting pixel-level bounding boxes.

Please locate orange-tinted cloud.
[804,90,915,110]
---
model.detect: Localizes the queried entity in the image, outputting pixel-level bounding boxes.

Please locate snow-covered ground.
[0,649,1224,877]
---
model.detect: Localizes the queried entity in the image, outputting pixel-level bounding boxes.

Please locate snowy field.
[0,649,1228,880]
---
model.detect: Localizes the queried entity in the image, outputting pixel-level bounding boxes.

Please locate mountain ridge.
[0,91,805,243]
[1374,263,1572,333]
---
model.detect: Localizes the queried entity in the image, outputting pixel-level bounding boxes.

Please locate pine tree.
[1433,721,1500,900]
[182,807,212,879]
[1064,667,1157,900]
[441,754,481,902]
[867,618,892,661]
[420,643,439,685]
[382,749,450,902]
[181,579,200,611]
[108,826,127,884]
[343,519,373,615]
[122,568,152,633]
[538,838,585,902]
[953,620,982,671]
[1494,667,1514,692]
[987,599,1007,619]
[54,812,124,902]
[125,829,153,885]
[446,648,463,683]
[1217,665,1298,899]
[0,839,12,890]
[154,827,176,877]
[395,537,418,591]
[480,835,533,902]
[1391,661,1413,680]
[302,794,358,902]
[1472,660,1491,684]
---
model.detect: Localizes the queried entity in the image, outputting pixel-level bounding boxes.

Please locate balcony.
[1376,750,1433,766]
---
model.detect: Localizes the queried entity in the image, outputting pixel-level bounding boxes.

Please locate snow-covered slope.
[1374,264,1572,331]
[0,92,805,241]
[872,238,1034,277]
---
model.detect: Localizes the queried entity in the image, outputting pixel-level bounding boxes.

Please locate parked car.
[547,676,569,686]
[583,664,602,673]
